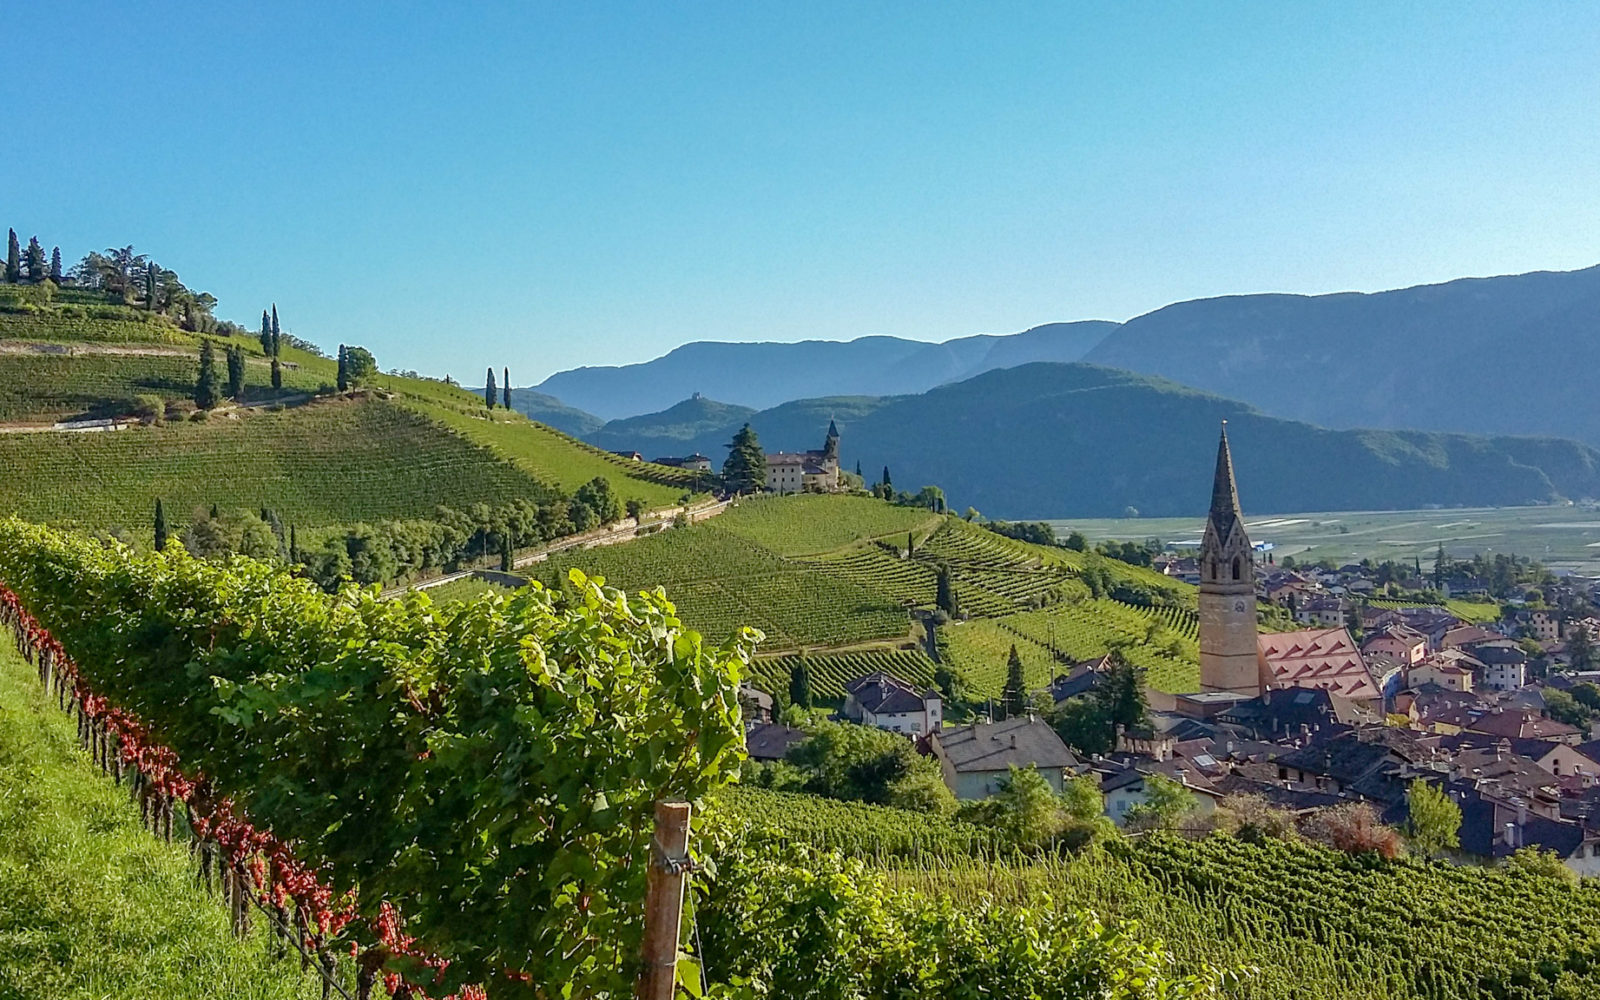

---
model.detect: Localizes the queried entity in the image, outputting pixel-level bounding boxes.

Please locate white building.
[841,672,941,735]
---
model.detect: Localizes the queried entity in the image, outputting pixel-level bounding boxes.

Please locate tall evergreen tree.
[5,229,20,283]
[485,367,497,409]
[855,459,862,479]
[289,525,299,563]
[722,423,767,494]
[23,237,45,283]
[270,356,283,391]
[225,345,246,398]
[336,345,350,392]
[49,246,62,282]
[1001,645,1027,720]
[153,498,168,552]
[143,261,158,310]
[270,304,281,355]
[260,310,273,355]
[936,563,961,618]
[194,339,220,409]
[1433,544,1446,589]
[882,466,892,488]
[500,532,514,572]
[789,655,813,709]
[210,503,220,519]
[503,367,511,409]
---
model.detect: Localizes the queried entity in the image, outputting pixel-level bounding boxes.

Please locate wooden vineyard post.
[637,800,692,1000]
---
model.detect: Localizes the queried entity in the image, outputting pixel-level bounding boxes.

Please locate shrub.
[1300,802,1405,858]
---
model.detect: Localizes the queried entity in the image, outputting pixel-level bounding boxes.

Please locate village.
[737,424,1600,872]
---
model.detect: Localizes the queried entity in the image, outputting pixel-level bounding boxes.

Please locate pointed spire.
[827,418,839,439]
[1209,420,1243,539]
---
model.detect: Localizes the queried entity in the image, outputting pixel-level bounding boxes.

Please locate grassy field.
[0,398,558,533]
[1050,505,1600,574]
[0,642,325,999]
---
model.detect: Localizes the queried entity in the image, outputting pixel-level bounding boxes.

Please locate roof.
[1274,727,1436,802]
[1218,686,1375,735]
[1363,624,1427,647]
[1464,708,1582,741]
[744,723,807,761]
[1258,627,1380,701]
[1208,423,1243,542]
[934,717,1077,774]
[1211,773,1343,811]
[1453,787,1589,860]
[844,671,931,716]
[1047,656,1111,703]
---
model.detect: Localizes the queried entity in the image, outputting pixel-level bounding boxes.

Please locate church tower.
[822,419,840,462]
[1198,421,1260,695]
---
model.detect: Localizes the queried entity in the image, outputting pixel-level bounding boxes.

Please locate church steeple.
[1209,420,1243,543]
[823,418,840,461]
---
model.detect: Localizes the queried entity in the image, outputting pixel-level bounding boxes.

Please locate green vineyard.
[0,399,559,531]
[716,494,944,556]
[0,351,327,422]
[746,647,939,701]
[891,834,1600,1000]
[716,786,1007,862]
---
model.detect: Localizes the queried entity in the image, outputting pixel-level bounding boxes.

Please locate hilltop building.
[764,420,842,493]
[1199,423,1260,696]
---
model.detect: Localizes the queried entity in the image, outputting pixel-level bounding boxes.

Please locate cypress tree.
[270,304,281,355]
[225,345,246,398]
[270,356,283,390]
[500,533,513,572]
[907,532,915,556]
[882,466,892,488]
[195,339,220,409]
[23,237,45,283]
[503,367,511,409]
[789,655,813,709]
[485,367,497,409]
[855,459,862,479]
[936,563,961,618]
[49,246,62,282]
[260,310,273,355]
[144,262,158,310]
[289,525,299,563]
[210,503,220,519]
[1001,644,1027,720]
[5,229,20,283]
[153,498,168,552]
[337,345,350,392]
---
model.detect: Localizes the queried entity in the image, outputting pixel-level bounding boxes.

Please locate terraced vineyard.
[941,597,1201,696]
[0,351,326,422]
[716,494,943,556]
[400,398,693,507]
[419,574,520,605]
[0,303,193,344]
[717,787,1007,863]
[540,523,911,647]
[0,399,559,531]
[747,647,938,701]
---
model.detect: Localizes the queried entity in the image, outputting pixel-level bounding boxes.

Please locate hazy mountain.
[1085,264,1600,446]
[535,322,1118,420]
[502,388,605,437]
[593,363,1600,518]
[587,394,755,455]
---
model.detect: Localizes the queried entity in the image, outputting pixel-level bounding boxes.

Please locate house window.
[911,722,921,732]
[1232,557,1241,581]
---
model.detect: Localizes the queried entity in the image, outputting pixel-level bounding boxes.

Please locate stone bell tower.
[1198,421,1259,695]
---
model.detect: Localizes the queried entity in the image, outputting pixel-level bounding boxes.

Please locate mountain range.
[578,364,1600,518]
[532,264,1600,448]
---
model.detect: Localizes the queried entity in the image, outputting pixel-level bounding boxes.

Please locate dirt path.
[0,340,300,368]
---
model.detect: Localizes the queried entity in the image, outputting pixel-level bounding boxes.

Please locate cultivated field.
[1049,505,1600,573]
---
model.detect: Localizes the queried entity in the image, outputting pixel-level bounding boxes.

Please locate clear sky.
[7,3,1600,384]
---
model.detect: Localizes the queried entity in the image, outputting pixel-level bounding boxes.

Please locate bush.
[1300,802,1405,858]
[130,394,165,424]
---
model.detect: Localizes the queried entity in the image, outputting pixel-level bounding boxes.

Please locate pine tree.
[49,246,62,282]
[485,367,497,409]
[722,423,767,494]
[789,655,813,709]
[5,229,20,283]
[270,357,283,391]
[503,367,511,409]
[260,310,273,355]
[23,237,45,283]
[194,340,220,409]
[153,498,168,552]
[270,304,281,356]
[225,345,246,398]
[1001,645,1027,720]
[337,345,350,392]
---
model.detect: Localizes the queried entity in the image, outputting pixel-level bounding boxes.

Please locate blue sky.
[8,3,1600,384]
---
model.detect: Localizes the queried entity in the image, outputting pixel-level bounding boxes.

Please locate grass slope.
[0,398,558,532]
[0,642,322,1000]
[715,493,943,556]
[0,351,327,422]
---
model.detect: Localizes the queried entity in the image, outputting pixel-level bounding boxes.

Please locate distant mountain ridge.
[534,321,1117,420]
[534,263,1600,446]
[587,363,1600,518]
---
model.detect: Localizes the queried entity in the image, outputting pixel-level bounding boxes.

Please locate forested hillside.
[594,363,1600,517]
